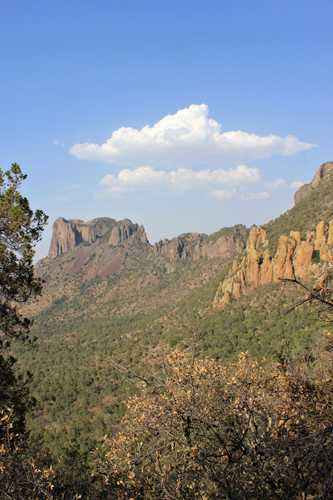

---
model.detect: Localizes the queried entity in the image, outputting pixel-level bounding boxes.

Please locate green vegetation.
[2,162,333,498]
[0,164,47,430]
[96,329,333,499]
[206,223,249,244]
[264,173,333,254]
[15,266,327,475]
[84,251,96,264]
[312,249,321,263]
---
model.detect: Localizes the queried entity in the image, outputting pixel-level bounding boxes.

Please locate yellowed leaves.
[95,344,333,499]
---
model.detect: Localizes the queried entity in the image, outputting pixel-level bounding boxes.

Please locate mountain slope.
[28,219,248,322]
[264,160,333,254]
[213,161,333,309]
[17,160,333,470]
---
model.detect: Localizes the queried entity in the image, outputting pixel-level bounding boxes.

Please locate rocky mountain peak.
[48,217,112,257]
[109,220,149,246]
[294,161,333,205]
[48,217,124,257]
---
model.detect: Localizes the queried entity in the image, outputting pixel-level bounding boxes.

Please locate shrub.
[96,338,333,499]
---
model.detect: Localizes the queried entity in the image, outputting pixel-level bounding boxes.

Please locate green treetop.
[0,163,48,347]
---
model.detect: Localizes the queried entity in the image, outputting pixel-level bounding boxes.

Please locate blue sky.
[1,0,332,261]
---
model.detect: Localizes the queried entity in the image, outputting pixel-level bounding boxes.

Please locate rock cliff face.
[48,216,246,266]
[294,161,333,205]
[153,233,203,261]
[48,217,148,258]
[213,220,333,310]
[153,225,248,262]
[193,227,248,261]
[48,217,114,257]
[154,237,189,261]
[109,219,148,246]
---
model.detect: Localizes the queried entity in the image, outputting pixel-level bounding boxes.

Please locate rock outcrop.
[193,229,248,261]
[153,225,248,262]
[109,220,148,246]
[48,217,148,258]
[294,161,333,205]
[213,220,333,310]
[154,237,190,261]
[48,217,115,257]
[48,216,246,264]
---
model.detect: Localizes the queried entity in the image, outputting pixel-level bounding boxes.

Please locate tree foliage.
[0,163,48,346]
[0,164,48,426]
[0,408,56,500]
[96,331,333,499]
[0,407,101,499]
[0,164,50,495]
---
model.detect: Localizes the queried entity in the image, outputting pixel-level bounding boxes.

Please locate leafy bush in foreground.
[96,335,333,499]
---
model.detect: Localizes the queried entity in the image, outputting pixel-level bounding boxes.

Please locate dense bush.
[96,337,333,499]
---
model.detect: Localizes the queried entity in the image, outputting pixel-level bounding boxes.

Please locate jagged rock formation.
[109,220,148,246]
[213,220,333,310]
[48,217,115,257]
[154,234,202,261]
[49,216,247,264]
[193,226,248,261]
[153,225,248,262]
[294,161,333,205]
[33,217,248,322]
[48,217,149,258]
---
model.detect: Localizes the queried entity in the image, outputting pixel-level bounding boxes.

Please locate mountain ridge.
[294,160,333,205]
[19,159,333,471]
[31,218,249,324]
[32,160,333,325]
[213,161,333,309]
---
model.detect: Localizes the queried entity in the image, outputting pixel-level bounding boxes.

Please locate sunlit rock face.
[214,161,333,310]
[48,217,150,258]
[109,220,148,246]
[153,226,248,263]
[213,220,333,310]
[49,217,104,257]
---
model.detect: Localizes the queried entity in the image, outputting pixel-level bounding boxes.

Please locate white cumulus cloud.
[265,179,286,189]
[209,190,234,200]
[70,104,317,167]
[99,164,260,198]
[289,181,304,189]
[243,192,270,200]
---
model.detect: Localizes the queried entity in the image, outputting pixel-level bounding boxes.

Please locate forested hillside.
[2,161,333,499]
[264,160,333,254]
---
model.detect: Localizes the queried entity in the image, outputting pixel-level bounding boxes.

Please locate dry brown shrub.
[96,337,333,499]
[0,408,57,499]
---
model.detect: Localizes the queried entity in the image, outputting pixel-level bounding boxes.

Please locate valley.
[10,160,333,497]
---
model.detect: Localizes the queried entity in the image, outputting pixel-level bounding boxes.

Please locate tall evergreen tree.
[0,163,48,427]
